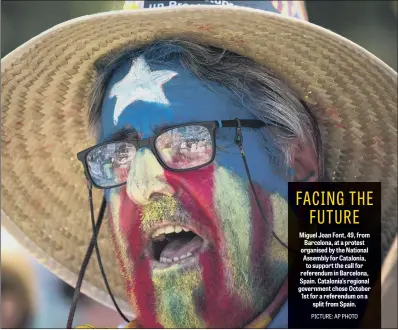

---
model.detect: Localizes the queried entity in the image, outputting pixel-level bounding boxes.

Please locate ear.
[288,139,319,182]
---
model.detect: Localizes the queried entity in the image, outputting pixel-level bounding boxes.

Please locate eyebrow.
[105,127,140,142]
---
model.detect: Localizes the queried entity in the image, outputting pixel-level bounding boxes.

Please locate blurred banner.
[123,0,308,20]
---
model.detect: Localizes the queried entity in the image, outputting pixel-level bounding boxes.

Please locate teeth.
[151,225,191,239]
[159,253,194,263]
[152,227,165,239]
[179,253,192,260]
[153,233,165,241]
[164,225,174,234]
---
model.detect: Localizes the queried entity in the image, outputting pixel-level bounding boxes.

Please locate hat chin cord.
[67,118,291,328]
[66,186,130,328]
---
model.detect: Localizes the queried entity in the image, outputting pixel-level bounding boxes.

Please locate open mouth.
[150,225,205,267]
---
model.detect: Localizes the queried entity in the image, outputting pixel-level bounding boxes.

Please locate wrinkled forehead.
[100,55,243,142]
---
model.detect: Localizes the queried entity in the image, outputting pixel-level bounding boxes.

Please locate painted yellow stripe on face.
[152,268,205,328]
[214,167,253,306]
[126,149,172,206]
[267,194,288,288]
[270,193,288,243]
[126,149,176,232]
[126,149,180,232]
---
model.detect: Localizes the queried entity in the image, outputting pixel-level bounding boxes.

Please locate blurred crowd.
[1,229,121,328]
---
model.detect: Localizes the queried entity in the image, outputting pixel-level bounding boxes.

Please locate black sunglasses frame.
[77,119,268,189]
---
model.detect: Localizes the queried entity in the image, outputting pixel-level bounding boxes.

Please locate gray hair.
[88,38,323,178]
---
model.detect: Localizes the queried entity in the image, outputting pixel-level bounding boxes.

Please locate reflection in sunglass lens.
[155,125,213,169]
[86,142,136,188]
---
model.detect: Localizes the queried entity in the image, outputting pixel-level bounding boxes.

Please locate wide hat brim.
[1,5,397,315]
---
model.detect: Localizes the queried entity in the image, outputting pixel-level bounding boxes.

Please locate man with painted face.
[83,39,319,328]
[1,0,397,329]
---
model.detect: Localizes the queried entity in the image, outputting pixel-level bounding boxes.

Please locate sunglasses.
[77,119,270,189]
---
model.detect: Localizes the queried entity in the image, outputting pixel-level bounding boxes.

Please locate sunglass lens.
[155,125,213,170]
[86,142,136,188]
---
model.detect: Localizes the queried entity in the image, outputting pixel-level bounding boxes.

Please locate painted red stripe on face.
[165,165,253,327]
[132,257,163,328]
[199,252,253,327]
[164,165,220,243]
[118,188,162,328]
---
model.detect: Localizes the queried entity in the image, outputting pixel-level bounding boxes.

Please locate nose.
[126,148,175,205]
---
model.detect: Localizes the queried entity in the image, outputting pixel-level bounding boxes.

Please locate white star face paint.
[109,56,178,125]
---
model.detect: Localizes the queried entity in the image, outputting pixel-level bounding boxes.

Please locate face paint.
[108,189,138,311]
[152,268,205,328]
[270,193,289,243]
[213,167,253,304]
[109,56,178,126]
[102,55,289,328]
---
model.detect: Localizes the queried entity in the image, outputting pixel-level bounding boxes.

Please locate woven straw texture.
[1,6,397,311]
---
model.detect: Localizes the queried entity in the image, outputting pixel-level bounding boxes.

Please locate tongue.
[160,235,203,260]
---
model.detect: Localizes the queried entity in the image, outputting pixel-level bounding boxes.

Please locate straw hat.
[1,4,397,315]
